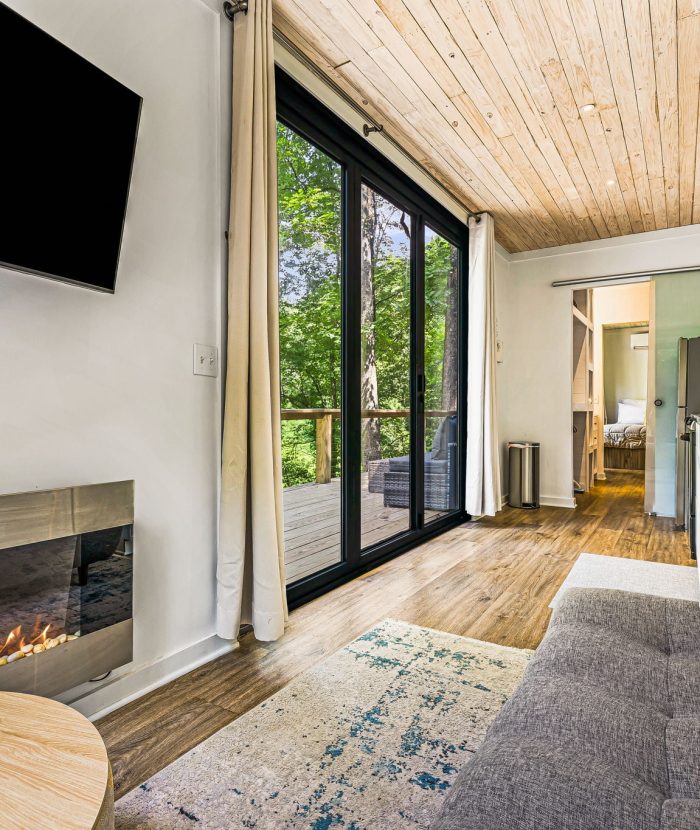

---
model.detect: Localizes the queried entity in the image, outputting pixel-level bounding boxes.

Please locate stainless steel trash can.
[508,441,540,509]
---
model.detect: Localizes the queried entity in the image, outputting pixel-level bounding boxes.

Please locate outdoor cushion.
[431,414,457,460]
[430,587,700,830]
[388,453,447,474]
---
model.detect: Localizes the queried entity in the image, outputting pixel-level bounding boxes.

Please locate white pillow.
[618,401,644,424]
[622,399,646,423]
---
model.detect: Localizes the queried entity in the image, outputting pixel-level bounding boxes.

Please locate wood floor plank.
[97,470,695,798]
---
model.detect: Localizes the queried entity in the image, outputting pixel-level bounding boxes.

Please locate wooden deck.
[283,476,448,583]
[283,476,403,583]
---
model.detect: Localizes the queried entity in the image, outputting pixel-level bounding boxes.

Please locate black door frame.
[277,69,470,608]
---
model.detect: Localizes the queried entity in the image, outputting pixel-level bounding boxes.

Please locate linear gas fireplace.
[0,481,134,697]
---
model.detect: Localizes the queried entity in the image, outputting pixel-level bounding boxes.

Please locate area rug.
[116,619,531,829]
[549,552,699,608]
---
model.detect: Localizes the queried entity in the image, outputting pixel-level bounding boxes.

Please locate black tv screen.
[0,4,142,292]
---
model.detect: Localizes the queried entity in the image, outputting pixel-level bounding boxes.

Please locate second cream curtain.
[217,0,287,642]
[465,213,501,517]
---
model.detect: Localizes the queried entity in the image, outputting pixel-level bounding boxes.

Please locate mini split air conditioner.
[631,333,649,351]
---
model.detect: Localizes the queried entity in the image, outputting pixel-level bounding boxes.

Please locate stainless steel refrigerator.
[690,415,700,559]
[675,337,700,542]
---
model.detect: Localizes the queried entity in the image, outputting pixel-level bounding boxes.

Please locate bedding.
[617,401,645,424]
[604,422,646,449]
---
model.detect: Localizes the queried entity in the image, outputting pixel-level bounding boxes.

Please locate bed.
[603,400,646,470]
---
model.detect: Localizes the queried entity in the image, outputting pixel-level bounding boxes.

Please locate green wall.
[653,271,700,516]
[603,326,648,422]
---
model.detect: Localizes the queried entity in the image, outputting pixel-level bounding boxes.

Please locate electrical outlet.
[193,344,218,377]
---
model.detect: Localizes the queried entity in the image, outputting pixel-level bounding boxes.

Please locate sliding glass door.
[360,184,412,549]
[423,226,460,523]
[276,69,468,605]
[277,122,343,585]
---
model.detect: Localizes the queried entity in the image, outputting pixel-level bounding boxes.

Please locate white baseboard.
[499,493,576,510]
[58,634,238,721]
[540,494,577,509]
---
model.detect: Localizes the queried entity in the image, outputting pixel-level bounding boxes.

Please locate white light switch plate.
[193,343,218,377]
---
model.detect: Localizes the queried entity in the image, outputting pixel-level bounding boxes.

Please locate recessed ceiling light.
[580,103,596,113]
[606,179,616,186]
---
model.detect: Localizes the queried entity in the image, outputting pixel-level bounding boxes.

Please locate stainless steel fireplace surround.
[0,480,134,697]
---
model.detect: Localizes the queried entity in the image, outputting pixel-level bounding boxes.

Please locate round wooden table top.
[0,692,114,830]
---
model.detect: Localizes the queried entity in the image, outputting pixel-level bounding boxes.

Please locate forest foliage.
[277,123,457,488]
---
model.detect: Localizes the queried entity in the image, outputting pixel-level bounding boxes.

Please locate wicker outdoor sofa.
[367,415,458,512]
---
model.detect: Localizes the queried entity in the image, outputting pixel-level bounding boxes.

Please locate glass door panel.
[424,226,460,523]
[277,122,343,585]
[360,184,412,548]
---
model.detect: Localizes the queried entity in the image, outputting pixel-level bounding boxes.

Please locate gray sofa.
[432,587,700,830]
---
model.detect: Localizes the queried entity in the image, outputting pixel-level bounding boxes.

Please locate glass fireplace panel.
[0,525,132,666]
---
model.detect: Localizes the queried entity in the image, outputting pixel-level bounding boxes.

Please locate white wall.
[0,0,232,717]
[496,252,575,507]
[498,224,700,508]
[495,247,513,505]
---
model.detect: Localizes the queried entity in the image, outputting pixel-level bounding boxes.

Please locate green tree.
[277,123,459,488]
[277,124,342,486]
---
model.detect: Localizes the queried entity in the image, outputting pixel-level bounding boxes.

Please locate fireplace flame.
[31,624,51,645]
[0,621,77,666]
[0,626,21,655]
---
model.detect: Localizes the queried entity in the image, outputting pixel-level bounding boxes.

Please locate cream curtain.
[217,0,287,642]
[465,213,501,517]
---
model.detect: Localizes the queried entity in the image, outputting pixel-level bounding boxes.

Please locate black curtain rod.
[273,29,480,220]
[221,4,482,221]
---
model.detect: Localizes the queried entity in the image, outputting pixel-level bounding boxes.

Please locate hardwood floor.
[97,470,694,801]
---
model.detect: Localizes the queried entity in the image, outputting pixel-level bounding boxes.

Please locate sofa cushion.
[433,737,665,830]
[667,597,700,653]
[666,719,700,799]
[661,800,700,830]
[431,587,700,830]
[525,623,670,710]
[668,655,700,715]
[485,676,670,790]
[547,586,670,650]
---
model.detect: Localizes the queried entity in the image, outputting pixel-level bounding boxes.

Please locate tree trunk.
[361,186,381,469]
[441,245,459,412]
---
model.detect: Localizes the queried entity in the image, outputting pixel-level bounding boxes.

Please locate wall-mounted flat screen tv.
[0,4,142,293]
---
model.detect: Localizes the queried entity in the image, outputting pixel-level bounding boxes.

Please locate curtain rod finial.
[223,0,248,20]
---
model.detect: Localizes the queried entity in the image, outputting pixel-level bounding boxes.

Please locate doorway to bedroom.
[600,322,649,475]
[571,282,650,501]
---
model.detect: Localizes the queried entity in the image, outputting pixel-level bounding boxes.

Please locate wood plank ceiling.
[272,0,700,253]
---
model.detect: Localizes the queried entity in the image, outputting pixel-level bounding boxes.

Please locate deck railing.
[282,408,454,484]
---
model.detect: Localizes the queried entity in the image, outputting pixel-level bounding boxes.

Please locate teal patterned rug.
[116,619,531,829]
